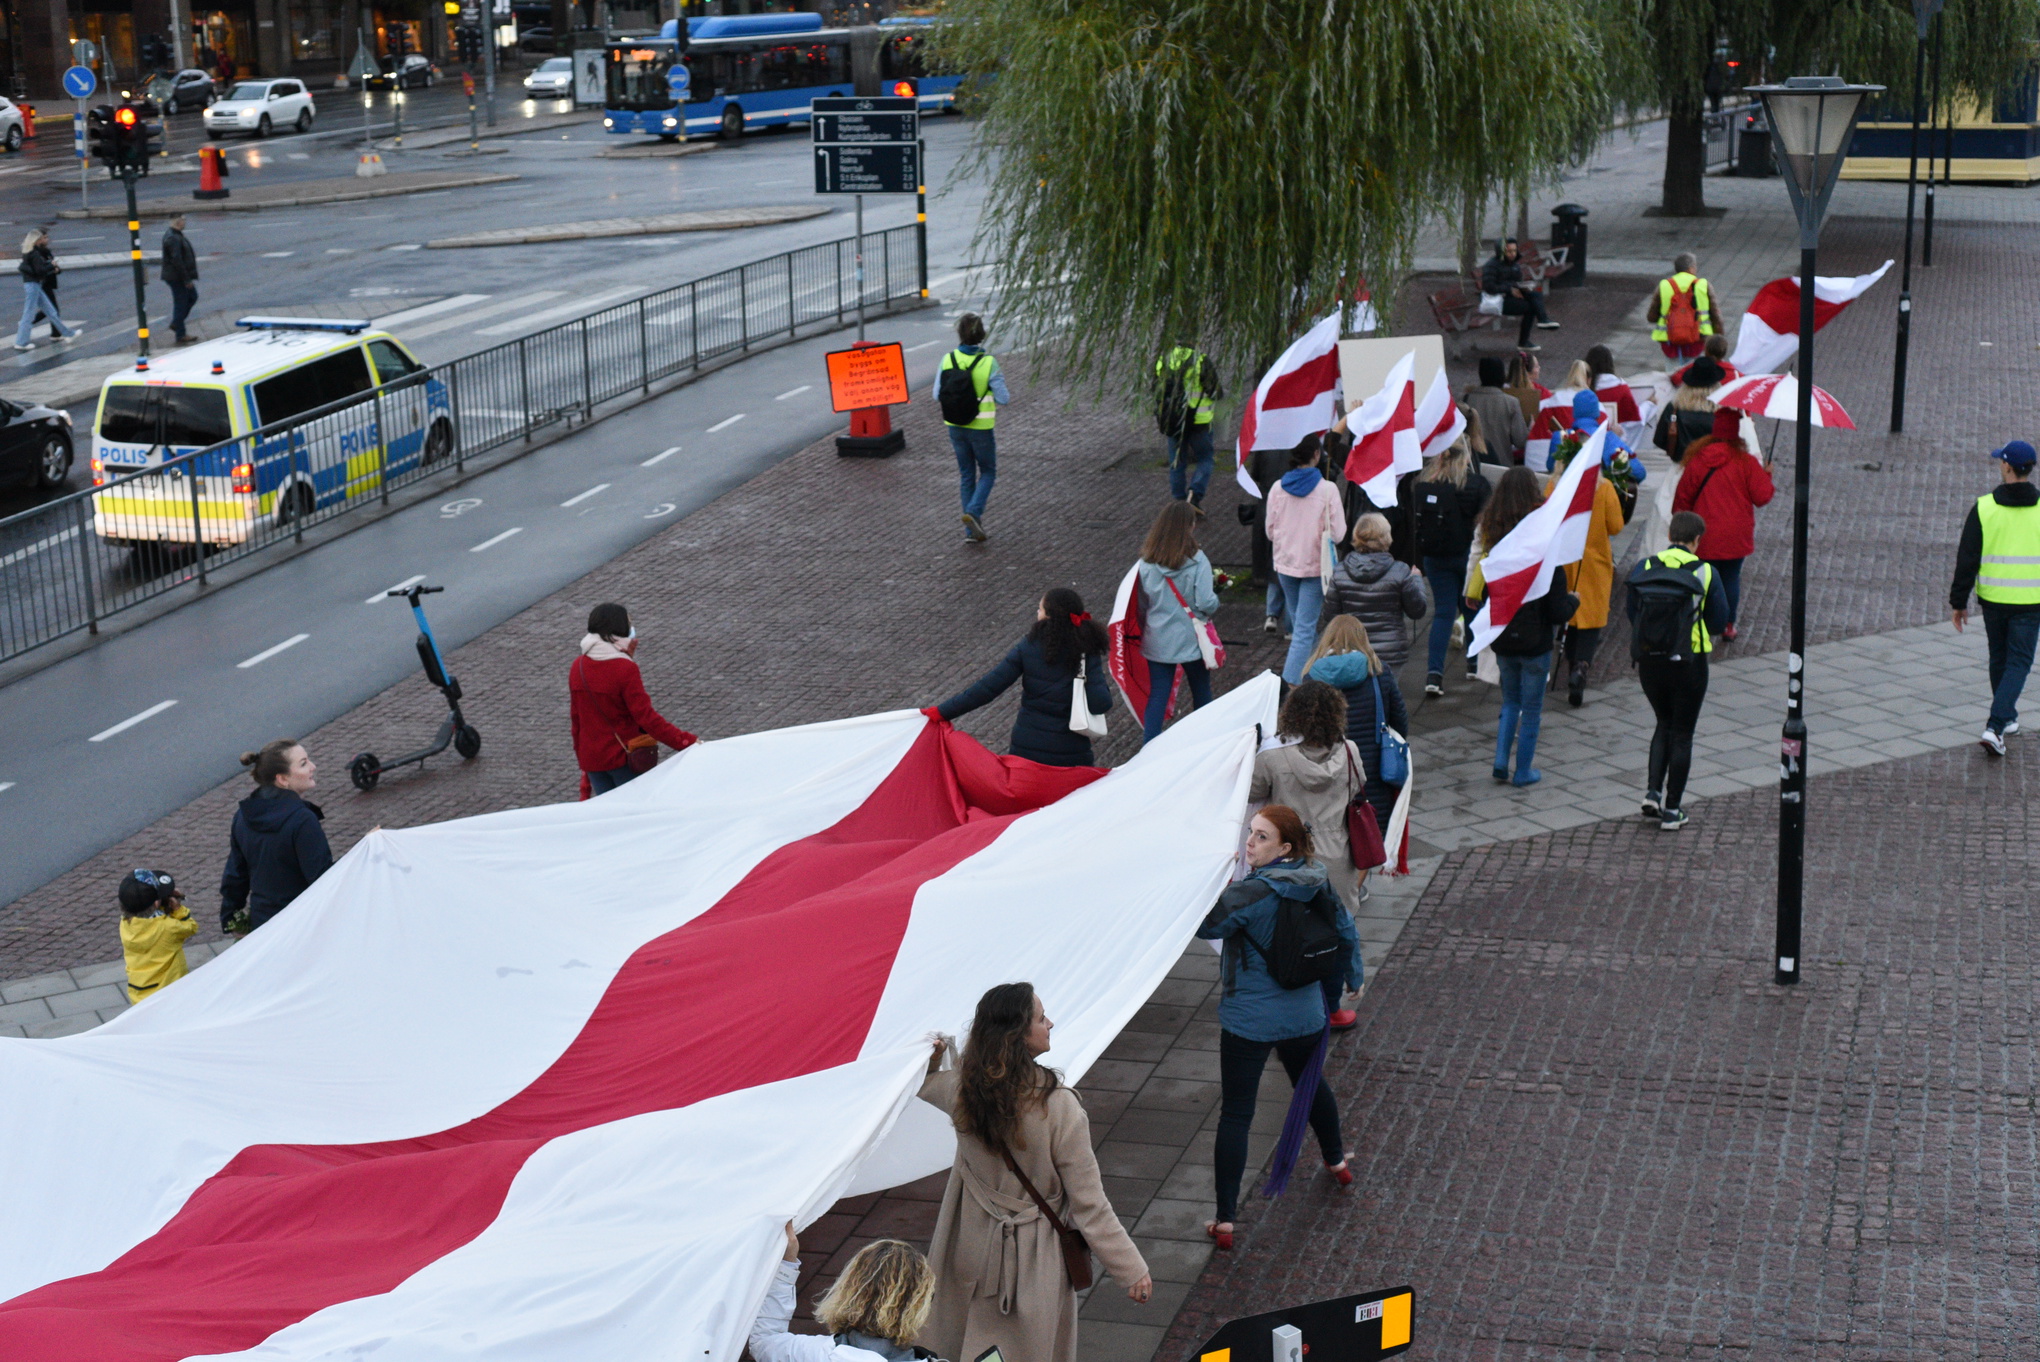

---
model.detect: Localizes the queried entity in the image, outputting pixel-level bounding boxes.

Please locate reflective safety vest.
[1638,545,1717,655]
[1155,346,1216,426]
[1651,272,1715,341]
[940,348,998,429]
[1976,493,2040,604]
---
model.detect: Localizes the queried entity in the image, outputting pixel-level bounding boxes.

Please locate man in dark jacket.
[161,215,200,345]
[221,756,333,932]
[1951,439,2040,755]
[1480,239,1559,351]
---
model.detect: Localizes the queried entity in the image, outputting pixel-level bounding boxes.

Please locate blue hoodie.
[1278,466,1324,498]
[1198,858,1359,1040]
[1546,392,1643,481]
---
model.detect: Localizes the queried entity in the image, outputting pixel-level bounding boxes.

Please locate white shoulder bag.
[1069,658,1108,738]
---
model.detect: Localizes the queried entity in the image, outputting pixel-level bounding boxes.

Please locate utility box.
[1550,202,1588,289]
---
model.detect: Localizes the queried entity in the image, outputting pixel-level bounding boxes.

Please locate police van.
[90,318,453,551]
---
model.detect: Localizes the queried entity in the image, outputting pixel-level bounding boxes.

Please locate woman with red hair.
[1671,408,1775,642]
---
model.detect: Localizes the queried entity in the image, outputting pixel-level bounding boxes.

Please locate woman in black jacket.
[1405,437,1491,694]
[931,587,1113,766]
[14,231,79,351]
[1652,357,1723,463]
[1466,468,1577,787]
[220,738,334,934]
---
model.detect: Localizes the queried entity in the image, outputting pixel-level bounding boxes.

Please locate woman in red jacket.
[1671,408,1774,642]
[569,602,698,796]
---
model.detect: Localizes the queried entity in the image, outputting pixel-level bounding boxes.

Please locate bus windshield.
[607,48,675,109]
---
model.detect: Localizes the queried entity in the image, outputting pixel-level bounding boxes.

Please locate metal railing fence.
[0,224,924,665]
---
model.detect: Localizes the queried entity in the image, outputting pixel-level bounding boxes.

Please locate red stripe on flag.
[1746,277,1853,334]
[0,727,1100,1362]
[1261,347,1341,410]
[1565,463,1601,517]
[1483,560,1543,630]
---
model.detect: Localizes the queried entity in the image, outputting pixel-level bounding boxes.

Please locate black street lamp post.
[1891,0,1942,434]
[1747,75,1882,988]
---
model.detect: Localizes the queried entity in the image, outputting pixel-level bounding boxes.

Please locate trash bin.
[1549,203,1588,289]
[1734,115,1774,177]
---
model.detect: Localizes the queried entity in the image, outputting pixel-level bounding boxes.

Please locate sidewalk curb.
[425,204,829,248]
[54,171,520,219]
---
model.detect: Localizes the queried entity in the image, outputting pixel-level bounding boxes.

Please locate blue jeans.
[1494,651,1550,777]
[1707,556,1745,625]
[1983,602,2040,734]
[1277,573,1324,684]
[586,764,638,796]
[16,283,77,347]
[1166,425,1215,502]
[1421,555,1470,675]
[1142,657,1213,741]
[1266,580,1287,624]
[947,425,997,525]
[167,282,198,341]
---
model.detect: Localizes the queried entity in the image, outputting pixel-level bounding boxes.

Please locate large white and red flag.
[1466,422,1605,657]
[1728,260,1894,376]
[0,681,1279,1362]
[1340,350,1419,507]
[1415,366,1466,459]
[1234,311,1343,497]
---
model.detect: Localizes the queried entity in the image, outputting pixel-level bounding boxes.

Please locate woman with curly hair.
[919,983,1151,1362]
[749,1226,938,1362]
[931,587,1112,766]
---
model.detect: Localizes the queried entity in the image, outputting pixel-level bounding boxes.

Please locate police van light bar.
[235,317,373,334]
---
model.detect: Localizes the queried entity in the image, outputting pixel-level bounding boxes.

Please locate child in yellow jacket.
[119,869,199,1005]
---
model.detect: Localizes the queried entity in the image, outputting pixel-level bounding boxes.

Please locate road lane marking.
[470,527,524,552]
[0,783,14,793]
[560,484,610,508]
[375,294,488,328]
[90,700,178,743]
[774,385,811,401]
[402,291,562,340]
[642,446,681,466]
[0,526,78,568]
[237,634,310,669]
[387,243,423,251]
[905,340,943,352]
[262,251,294,257]
[707,413,745,433]
[368,574,427,604]
[477,286,641,337]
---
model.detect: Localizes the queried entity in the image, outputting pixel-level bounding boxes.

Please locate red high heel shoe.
[1205,1221,1234,1251]
[1326,1159,1354,1187]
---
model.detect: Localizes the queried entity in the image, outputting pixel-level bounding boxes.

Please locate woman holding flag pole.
[1465,467,1580,787]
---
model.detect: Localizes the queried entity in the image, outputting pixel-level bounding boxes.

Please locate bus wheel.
[658,133,680,143]
[720,105,743,140]
[423,418,455,465]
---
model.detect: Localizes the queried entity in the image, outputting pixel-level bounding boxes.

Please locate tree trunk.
[1660,108,1710,215]
[1457,190,1480,280]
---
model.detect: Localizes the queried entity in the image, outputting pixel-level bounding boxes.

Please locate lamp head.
[1749,76,1884,246]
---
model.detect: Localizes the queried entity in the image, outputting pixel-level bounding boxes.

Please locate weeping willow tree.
[928,0,1609,411]
[1604,0,2040,215]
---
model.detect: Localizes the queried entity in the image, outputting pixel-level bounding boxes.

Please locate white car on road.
[523,58,573,99]
[203,79,316,138]
[0,96,26,153]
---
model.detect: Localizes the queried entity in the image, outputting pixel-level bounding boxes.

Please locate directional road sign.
[62,65,97,99]
[812,96,920,196]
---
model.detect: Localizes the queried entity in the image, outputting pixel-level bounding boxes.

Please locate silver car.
[203,78,316,138]
[0,97,25,153]
[523,57,573,99]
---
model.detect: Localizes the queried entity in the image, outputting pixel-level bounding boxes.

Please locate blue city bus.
[603,13,959,142]
[876,17,962,113]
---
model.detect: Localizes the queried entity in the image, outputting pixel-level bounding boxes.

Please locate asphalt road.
[0,104,997,906]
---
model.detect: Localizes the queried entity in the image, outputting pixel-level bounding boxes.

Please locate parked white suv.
[203,79,315,138]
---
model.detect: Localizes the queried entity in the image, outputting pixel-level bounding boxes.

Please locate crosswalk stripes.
[370,295,490,330]
[475,287,645,338]
[397,291,563,341]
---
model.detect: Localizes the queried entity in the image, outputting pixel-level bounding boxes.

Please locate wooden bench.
[1429,287,1497,355]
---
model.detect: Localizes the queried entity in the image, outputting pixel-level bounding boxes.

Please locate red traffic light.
[891,79,916,98]
[114,106,139,128]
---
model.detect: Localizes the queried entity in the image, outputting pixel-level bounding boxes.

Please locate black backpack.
[1412,483,1456,554]
[1155,354,1197,437]
[938,352,988,426]
[1240,887,1347,990]
[1630,557,1707,661]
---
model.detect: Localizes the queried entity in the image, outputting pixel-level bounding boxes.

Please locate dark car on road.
[366,54,439,90]
[0,397,74,490]
[144,69,220,114]
[517,25,553,53]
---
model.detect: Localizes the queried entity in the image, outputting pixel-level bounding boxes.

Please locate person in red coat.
[1671,408,1774,642]
[570,602,698,797]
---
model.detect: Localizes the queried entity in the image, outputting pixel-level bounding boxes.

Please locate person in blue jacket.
[220,738,334,934]
[1197,804,1359,1252]
[931,586,1112,766]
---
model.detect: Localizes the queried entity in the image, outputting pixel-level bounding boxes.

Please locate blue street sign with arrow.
[62,65,97,99]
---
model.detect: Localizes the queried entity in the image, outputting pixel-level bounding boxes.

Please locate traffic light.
[86,104,161,174]
[889,78,918,99]
[86,105,116,165]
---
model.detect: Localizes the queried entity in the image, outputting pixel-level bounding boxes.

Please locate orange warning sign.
[825,342,910,413]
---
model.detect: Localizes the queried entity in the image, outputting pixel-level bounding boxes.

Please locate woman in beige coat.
[919,983,1151,1362]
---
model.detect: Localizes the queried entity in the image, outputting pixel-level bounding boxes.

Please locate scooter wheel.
[454,725,482,760]
[349,753,382,791]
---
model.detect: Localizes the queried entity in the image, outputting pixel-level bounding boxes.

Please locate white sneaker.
[1980,727,2006,757]
[1263,614,1280,635]
[2005,721,2021,738]
[11,342,31,352]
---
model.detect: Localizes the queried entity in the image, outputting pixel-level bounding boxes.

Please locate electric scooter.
[348,584,481,791]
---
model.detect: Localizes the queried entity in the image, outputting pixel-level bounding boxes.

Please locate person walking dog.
[936,313,1010,544]
[161,215,200,345]
[1951,439,2040,756]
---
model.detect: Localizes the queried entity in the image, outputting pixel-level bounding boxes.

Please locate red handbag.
[1344,746,1387,870]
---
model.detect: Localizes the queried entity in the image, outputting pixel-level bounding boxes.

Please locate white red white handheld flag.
[1106,563,1162,721]
[1415,366,1466,460]
[1728,260,1893,376]
[1339,350,1417,508]
[1466,422,1605,657]
[1234,311,1343,498]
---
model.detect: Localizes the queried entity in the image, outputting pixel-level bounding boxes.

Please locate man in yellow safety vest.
[1154,341,1223,510]
[1646,252,1727,362]
[934,312,1010,544]
[1951,440,2040,755]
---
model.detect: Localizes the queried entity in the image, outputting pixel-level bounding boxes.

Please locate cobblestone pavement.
[6,130,2038,1362]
